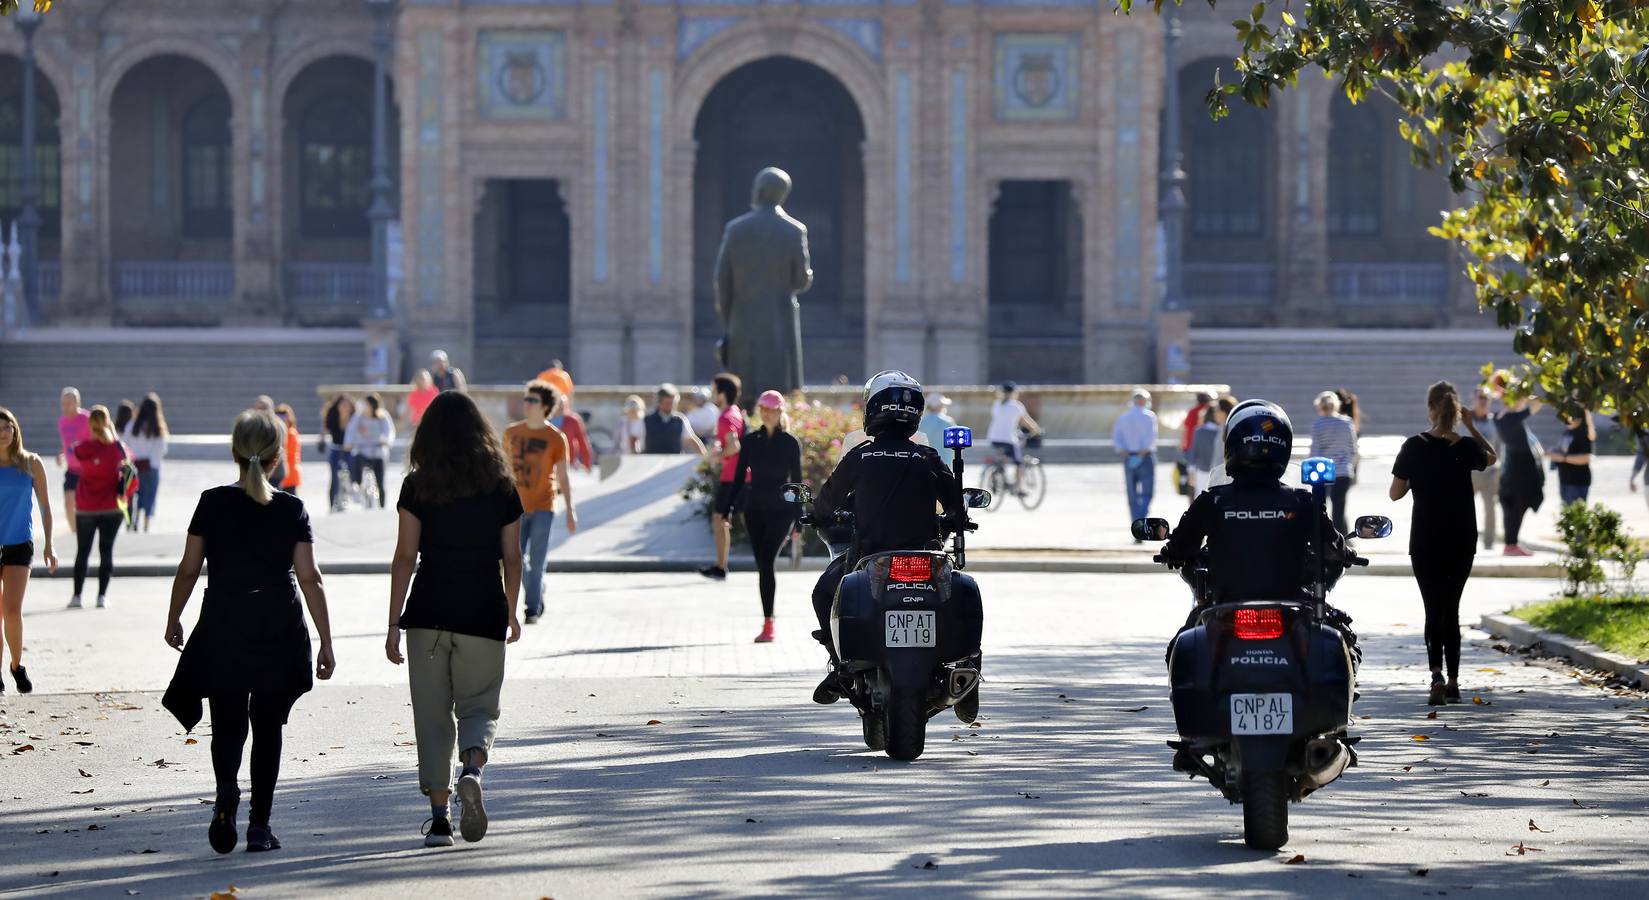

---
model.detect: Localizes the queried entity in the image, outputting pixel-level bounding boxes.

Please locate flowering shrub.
[682,394,862,533]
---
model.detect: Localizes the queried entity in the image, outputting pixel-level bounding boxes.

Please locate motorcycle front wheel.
[1240,769,1290,851]
[884,686,927,761]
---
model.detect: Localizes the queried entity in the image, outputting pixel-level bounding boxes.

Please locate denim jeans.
[1559,483,1590,506]
[327,448,353,509]
[1124,453,1155,522]
[519,509,556,616]
[136,466,161,518]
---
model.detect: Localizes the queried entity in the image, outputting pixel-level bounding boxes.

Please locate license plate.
[1230,693,1293,735]
[885,611,936,648]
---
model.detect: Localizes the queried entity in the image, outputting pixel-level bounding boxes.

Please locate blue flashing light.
[1301,456,1337,485]
[944,426,974,450]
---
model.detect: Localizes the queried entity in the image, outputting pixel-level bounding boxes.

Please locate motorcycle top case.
[833,551,982,669]
[1167,604,1353,740]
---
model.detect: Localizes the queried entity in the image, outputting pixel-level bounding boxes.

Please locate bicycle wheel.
[984,465,1008,512]
[1018,459,1047,510]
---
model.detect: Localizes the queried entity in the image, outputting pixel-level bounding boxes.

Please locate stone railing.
[1329,262,1449,306]
[112,261,235,300]
[286,262,372,306]
[316,382,1229,442]
[1183,262,1277,306]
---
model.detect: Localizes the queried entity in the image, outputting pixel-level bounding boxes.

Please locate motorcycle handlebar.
[1349,555,1370,567]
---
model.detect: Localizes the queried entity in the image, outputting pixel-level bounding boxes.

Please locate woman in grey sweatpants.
[386,392,524,848]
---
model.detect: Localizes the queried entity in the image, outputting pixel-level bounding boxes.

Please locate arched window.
[1181,65,1267,238]
[1327,96,1383,236]
[299,98,370,238]
[0,97,60,238]
[181,95,232,237]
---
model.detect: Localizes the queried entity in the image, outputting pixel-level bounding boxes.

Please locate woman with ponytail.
[1389,381,1498,705]
[68,406,129,609]
[161,410,336,854]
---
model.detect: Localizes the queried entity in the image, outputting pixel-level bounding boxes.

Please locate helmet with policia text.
[863,370,925,438]
[1222,399,1293,479]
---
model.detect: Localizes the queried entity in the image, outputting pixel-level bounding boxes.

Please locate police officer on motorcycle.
[809,370,962,705]
[1162,401,1351,614]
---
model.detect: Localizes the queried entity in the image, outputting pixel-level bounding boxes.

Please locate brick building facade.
[0,0,1472,386]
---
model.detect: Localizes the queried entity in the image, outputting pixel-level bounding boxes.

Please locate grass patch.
[1510,594,1649,662]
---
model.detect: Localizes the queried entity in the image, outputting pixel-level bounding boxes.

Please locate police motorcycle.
[1133,454,1393,851]
[783,426,991,762]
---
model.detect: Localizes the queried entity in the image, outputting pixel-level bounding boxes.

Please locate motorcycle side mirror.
[1132,517,1171,542]
[781,483,812,505]
[1352,515,1393,540]
[962,488,992,509]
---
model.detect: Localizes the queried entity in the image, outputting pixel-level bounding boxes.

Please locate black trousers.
[350,456,387,506]
[1411,552,1474,681]
[1501,497,1530,546]
[73,512,122,598]
[744,508,795,619]
[811,556,847,639]
[1329,478,1354,535]
[209,692,298,825]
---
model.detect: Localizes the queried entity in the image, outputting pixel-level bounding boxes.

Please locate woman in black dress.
[1492,392,1545,556]
[731,390,803,644]
[162,410,336,854]
[1390,382,1496,705]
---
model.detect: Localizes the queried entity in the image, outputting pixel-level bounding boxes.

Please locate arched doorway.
[108,55,235,312]
[0,55,62,303]
[281,55,398,323]
[691,57,866,382]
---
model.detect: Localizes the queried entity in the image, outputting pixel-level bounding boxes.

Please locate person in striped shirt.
[1310,391,1359,534]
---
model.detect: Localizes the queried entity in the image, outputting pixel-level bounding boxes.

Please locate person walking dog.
[161,409,336,854]
[1390,382,1496,706]
[0,408,56,694]
[386,391,524,848]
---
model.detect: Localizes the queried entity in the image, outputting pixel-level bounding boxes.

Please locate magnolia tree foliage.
[0,1,54,15]
[1126,0,1649,427]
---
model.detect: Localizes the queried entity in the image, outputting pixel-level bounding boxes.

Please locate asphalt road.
[2,570,1647,898]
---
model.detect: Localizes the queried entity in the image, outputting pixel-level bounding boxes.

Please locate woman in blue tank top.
[0,407,59,695]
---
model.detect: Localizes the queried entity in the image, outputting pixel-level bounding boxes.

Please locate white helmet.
[863,370,925,438]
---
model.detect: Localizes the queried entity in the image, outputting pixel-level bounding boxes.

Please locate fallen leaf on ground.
[87,824,105,831]
[1017,791,1041,800]
[1473,696,1492,705]
[1528,819,1551,833]
[11,745,34,754]
[916,860,939,870]
[1391,826,1410,832]
[1284,854,1306,865]
[969,721,982,728]
[595,733,611,738]
[208,889,239,900]
[1538,780,1550,787]
[71,789,93,795]
[646,720,663,726]
[184,739,198,745]
[394,741,415,747]
[1460,791,1489,798]
[1413,868,1430,877]
[78,769,93,778]
[1411,735,1430,742]
[1121,706,1149,712]
[1478,668,1503,674]
[1507,842,1545,855]
[1426,711,1438,720]
[1572,799,1596,809]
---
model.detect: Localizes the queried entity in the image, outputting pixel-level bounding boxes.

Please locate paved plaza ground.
[3,568,1648,898]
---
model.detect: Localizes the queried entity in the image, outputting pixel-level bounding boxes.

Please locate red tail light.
[889,555,932,583]
[1232,608,1285,640]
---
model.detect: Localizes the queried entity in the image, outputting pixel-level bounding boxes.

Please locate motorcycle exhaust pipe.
[947,668,981,700]
[1299,738,1351,790]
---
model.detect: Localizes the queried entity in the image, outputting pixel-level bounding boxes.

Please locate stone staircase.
[0,328,367,438]
[1188,327,1569,443]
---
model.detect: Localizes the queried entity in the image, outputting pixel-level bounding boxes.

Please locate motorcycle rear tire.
[1240,769,1290,851]
[884,687,927,761]
[861,710,887,751]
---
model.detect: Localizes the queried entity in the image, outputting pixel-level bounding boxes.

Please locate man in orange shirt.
[503,380,579,624]
[535,360,575,404]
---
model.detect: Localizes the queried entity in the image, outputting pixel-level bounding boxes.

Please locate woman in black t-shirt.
[731,390,804,643]
[1493,395,1545,555]
[386,391,523,848]
[162,410,336,855]
[1549,411,1595,505]
[1390,382,1496,706]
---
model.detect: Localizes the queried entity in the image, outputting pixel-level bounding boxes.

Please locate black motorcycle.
[1132,457,1392,850]
[784,426,991,761]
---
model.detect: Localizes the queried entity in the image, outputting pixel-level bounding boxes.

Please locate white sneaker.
[96,595,107,609]
[67,595,82,609]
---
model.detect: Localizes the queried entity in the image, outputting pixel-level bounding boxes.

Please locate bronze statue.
[714,167,813,399]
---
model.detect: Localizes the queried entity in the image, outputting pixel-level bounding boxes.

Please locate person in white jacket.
[344,393,396,508]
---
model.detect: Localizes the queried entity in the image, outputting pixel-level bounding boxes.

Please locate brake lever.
[1350,555,1370,567]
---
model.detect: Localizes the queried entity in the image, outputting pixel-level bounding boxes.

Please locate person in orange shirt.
[406,369,439,428]
[535,360,574,404]
[502,381,578,624]
[275,405,303,496]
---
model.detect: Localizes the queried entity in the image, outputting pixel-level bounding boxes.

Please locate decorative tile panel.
[993,32,1080,123]
[678,16,744,61]
[416,30,445,307]
[895,69,912,284]
[648,70,666,284]
[593,69,610,283]
[477,30,568,121]
[949,68,967,284]
[820,18,881,60]
[1113,38,1142,308]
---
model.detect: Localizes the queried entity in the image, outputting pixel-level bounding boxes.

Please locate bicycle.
[978,433,1046,511]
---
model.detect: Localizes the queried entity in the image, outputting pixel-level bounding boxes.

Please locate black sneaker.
[422,815,454,848]
[698,565,727,581]
[812,673,843,705]
[245,823,281,852]
[208,803,239,854]
[1445,682,1462,704]
[455,771,488,842]
[1427,676,1447,707]
[11,665,31,695]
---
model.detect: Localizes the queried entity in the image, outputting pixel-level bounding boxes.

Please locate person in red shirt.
[551,394,593,473]
[699,373,745,581]
[1178,392,1213,501]
[69,406,129,609]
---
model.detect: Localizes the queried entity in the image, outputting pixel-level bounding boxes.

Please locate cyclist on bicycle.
[985,382,1042,496]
